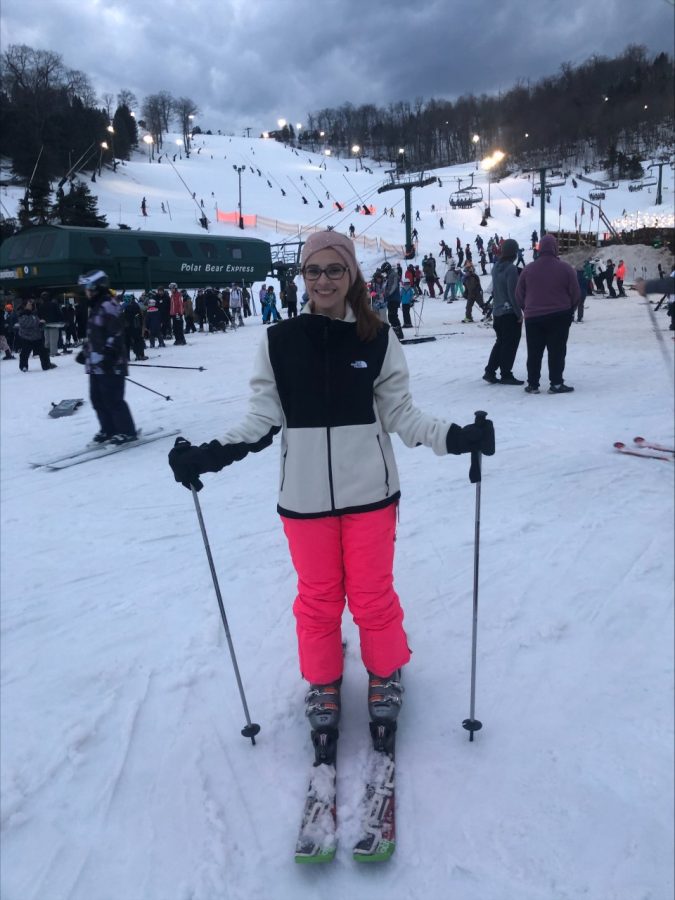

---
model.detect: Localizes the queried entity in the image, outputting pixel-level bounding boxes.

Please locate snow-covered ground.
[1,136,674,900]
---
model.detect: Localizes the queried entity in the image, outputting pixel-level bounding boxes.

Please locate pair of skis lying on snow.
[613,436,674,462]
[295,721,396,864]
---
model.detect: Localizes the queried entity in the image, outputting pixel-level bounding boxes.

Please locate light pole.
[98,141,108,175]
[143,134,154,162]
[187,114,195,155]
[481,150,505,218]
[107,125,116,170]
[351,144,362,171]
[398,147,405,172]
[234,165,245,229]
[472,133,480,169]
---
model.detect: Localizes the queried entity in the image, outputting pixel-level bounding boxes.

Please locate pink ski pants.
[281,503,411,684]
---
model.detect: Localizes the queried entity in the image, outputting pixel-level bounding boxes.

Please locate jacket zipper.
[280,449,288,491]
[324,323,336,511]
[376,434,390,495]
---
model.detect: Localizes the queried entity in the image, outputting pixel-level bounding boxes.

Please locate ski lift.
[449,186,483,209]
[628,180,657,193]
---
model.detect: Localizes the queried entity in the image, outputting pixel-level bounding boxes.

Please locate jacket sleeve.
[374,332,450,455]
[505,266,521,318]
[217,334,283,448]
[515,269,526,311]
[568,266,581,309]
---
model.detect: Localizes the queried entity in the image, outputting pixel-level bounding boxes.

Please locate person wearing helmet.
[76,270,137,445]
[168,230,495,762]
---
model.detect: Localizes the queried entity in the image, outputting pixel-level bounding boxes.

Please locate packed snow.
[1,134,673,900]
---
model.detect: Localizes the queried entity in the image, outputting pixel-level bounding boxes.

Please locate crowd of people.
[360,231,674,394]
[0,279,299,370]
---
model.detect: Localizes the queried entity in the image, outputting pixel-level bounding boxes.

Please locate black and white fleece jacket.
[217,306,451,518]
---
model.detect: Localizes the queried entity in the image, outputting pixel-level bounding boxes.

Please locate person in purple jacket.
[515,234,580,394]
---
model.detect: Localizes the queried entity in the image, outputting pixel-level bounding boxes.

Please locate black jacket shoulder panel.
[267,315,390,429]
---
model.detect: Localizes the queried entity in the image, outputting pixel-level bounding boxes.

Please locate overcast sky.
[1,0,673,134]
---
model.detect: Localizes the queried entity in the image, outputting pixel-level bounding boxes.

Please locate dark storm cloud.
[1,0,672,132]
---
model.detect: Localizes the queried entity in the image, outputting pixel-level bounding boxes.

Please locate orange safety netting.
[359,205,376,215]
[216,209,258,227]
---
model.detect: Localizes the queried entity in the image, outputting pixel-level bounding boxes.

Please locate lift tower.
[378,172,438,258]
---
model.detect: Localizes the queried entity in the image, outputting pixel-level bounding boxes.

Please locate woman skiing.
[168,231,494,754]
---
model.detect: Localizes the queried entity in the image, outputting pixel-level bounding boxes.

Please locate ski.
[613,442,671,462]
[294,759,338,864]
[31,428,179,470]
[353,723,396,862]
[633,437,675,454]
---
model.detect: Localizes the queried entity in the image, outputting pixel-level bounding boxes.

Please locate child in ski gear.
[144,296,165,348]
[76,270,137,443]
[169,230,495,740]
[262,286,281,323]
[17,301,55,371]
[400,279,414,327]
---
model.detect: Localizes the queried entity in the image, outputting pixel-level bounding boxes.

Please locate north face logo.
[351,360,368,369]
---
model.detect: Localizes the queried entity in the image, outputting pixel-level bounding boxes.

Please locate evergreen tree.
[112,103,138,160]
[17,178,52,227]
[50,182,107,227]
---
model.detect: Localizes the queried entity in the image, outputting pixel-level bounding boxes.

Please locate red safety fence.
[216,209,258,227]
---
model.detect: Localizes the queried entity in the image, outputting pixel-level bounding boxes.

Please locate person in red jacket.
[515,234,580,394]
[169,282,186,345]
[616,260,627,297]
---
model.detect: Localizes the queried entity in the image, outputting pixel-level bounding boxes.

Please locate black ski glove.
[169,428,281,491]
[446,418,495,456]
[168,437,228,491]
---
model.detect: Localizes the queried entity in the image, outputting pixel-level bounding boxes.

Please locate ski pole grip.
[469,410,488,484]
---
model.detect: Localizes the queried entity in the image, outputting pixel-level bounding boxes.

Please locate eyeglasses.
[302,264,348,281]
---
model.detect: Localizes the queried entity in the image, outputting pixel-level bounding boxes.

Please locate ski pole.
[190,486,261,745]
[125,377,172,401]
[128,363,206,371]
[462,410,487,742]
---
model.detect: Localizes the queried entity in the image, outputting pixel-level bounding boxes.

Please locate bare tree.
[141,94,165,148]
[156,90,174,133]
[117,89,137,111]
[173,96,199,154]
[101,92,115,119]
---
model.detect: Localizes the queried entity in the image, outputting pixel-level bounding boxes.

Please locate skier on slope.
[168,230,495,758]
[76,270,137,445]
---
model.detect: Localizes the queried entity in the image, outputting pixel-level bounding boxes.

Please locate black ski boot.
[367,669,403,724]
[305,679,341,765]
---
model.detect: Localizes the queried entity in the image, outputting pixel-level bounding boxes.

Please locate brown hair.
[347,273,384,342]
